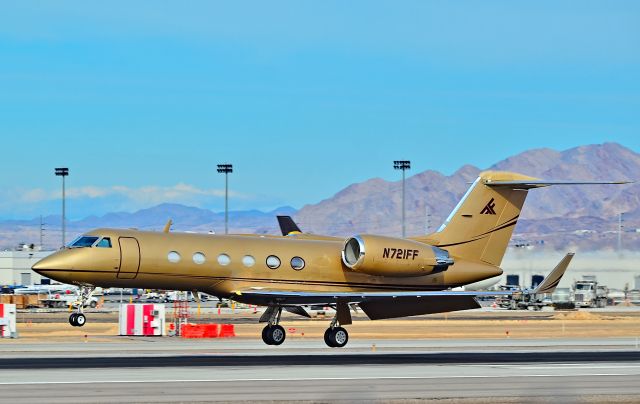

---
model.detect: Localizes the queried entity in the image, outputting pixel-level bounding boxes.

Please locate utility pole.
[618,212,624,254]
[54,167,69,248]
[425,206,432,234]
[393,160,411,238]
[217,164,233,234]
[39,215,45,250]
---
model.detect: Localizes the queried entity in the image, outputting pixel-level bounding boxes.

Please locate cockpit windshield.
[96,237,112,248]
[69,236,99,248]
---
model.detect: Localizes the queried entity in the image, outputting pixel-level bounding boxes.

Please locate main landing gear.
[261,306,286,346]
[259,305,350,348]
[324,318,349,348]
[68,286,95,327]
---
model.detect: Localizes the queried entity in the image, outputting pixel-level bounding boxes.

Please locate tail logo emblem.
[481,198,497,215]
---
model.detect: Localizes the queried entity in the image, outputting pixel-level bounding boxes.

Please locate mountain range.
[2,142,638,252]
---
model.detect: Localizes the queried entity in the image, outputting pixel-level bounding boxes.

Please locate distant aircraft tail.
[277,216,302,236]
[533,253,574,294]
[414,171,627,267]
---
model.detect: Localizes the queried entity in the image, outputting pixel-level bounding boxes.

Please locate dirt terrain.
[6,308,640,340]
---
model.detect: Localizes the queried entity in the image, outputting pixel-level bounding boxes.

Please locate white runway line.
[0,373,631,386]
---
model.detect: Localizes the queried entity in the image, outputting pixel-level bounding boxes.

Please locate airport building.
[501,248,640,291]
[0,248,54,286]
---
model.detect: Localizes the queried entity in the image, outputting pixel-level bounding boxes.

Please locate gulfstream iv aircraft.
[32,171,626,347]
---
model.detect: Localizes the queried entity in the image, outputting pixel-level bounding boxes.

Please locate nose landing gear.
[68,286,96,328]
[69,312,86,327]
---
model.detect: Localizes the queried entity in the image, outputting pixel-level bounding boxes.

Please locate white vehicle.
[140,292,163,301]
[40,291,100,309]
[163,291,212,302]
[574,281,607,308]
[14,284,77,295]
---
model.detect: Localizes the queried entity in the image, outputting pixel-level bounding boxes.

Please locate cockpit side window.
[96,237,112,248]
[70,236,99,248]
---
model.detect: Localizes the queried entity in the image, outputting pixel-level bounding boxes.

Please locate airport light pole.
[217,164,233,234]
[54,167,69,248]
[393,160,411,238]
[618,212,625,254]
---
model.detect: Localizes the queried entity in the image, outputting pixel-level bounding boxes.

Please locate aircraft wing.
[232,252,574,320]
[232,289,512,321]
[233,289,510,305]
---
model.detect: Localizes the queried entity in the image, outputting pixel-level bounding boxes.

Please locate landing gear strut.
[68,286,95,327]
[261,306,286,346]
[324,316,349,348]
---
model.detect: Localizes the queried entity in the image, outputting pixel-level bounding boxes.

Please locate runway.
[0,358,639,403]
[1,350,640,369]
[0,339,639,402]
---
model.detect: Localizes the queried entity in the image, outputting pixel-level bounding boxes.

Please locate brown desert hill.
[294,142,639,251]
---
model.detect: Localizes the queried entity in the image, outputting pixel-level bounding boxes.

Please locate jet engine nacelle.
[341,234,454,277]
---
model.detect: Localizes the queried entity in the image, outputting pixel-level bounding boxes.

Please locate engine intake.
[342,234,453,277]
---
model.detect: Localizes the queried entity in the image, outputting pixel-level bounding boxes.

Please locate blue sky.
[1,1,639,219]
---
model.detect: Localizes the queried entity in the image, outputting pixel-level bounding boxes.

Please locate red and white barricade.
[119,304,165,336]
[0,304,17,338]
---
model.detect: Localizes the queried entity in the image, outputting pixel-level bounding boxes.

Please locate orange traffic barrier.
[180,324,221,338]
[219,324,236,338]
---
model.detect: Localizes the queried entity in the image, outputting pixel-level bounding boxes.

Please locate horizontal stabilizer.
[533,253,575,294]
[485,180,631,189]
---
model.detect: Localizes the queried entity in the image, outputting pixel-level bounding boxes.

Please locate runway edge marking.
[0,373,632,386]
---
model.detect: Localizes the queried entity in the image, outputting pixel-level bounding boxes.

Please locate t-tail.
[414,171,629,267]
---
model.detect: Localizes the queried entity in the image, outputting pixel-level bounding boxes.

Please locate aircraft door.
[118,237,141,279]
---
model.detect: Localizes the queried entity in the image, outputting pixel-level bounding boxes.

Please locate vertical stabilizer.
[420,171,537,266]
[413,172,627,267]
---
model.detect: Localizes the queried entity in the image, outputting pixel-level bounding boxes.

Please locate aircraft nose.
[32,253,71,275]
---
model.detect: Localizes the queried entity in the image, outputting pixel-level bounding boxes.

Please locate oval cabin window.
[242,255,256,267]
[217,254,231,266]
[168,251,181,263]
[266,255,281,269]
[290,256,305,270]
[193,252,206,265]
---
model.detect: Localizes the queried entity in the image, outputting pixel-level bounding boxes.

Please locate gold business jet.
[32,171,626,347]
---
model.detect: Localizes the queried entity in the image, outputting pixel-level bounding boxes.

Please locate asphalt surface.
[1,339,640,402]
[1,350,640,369]
[0,358,639,403]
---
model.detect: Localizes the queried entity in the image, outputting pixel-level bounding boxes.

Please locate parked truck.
[551,287,575,309]
[573,280,608,308]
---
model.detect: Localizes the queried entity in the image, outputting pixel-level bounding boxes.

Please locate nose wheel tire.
[69,313,86,327]
[324,327,348,348]
[261,325,286,346]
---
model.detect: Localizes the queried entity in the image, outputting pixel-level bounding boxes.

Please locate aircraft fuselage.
[33,228,502,299]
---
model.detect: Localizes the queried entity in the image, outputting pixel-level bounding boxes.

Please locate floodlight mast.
[54,167,69,248]
[217,164,233,234]
[393,160,411,238]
